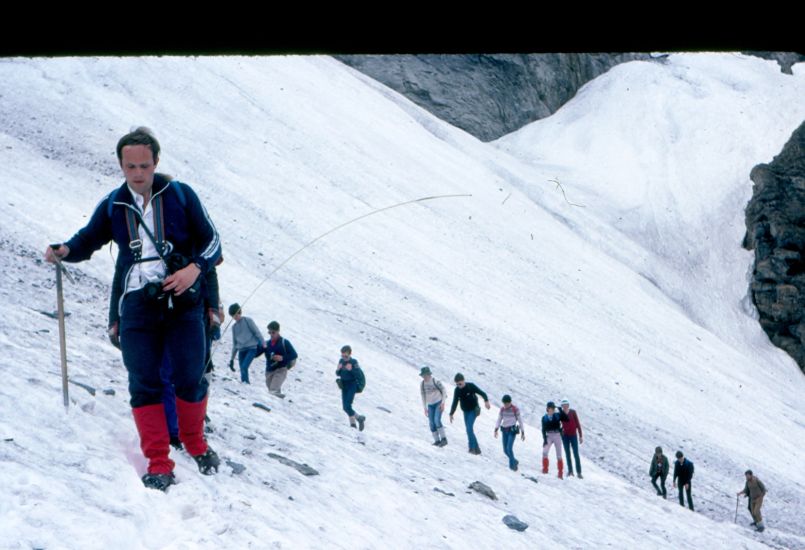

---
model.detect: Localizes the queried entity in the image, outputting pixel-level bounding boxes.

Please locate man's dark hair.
[228,303,241,316]
[340,345,352,354]
[267,321,280,331]
[454,373,465,382]
[745,469,753,476]
[116,127,161,163]
[676,451,684,459]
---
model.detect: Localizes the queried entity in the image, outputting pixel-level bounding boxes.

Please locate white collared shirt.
[125,185,167,292]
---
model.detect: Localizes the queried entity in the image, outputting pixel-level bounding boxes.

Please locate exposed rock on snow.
[502,514,529,532]
[745,122,805,374]
[468,481,497,500]
[268,453,320,476]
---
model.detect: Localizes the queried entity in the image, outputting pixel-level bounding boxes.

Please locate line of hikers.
[226,304,368,430]
[423,369,767,531]
[226,306,366,429]
[649,447,767,531]
[418,369,583,477]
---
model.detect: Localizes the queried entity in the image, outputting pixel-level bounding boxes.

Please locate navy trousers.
[120,289,208,408]
[341,380,358,417]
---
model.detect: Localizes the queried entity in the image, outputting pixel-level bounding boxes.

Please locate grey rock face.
[742,52,805,75]
[468,481,497,500]
[744,121,805,374]
[502,514,529,532]
[337,53,802,142]
[336,53,654,141]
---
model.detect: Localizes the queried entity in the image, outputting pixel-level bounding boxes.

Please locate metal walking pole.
[51,246,75,411]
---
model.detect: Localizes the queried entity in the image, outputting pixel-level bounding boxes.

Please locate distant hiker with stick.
[542,401,564,478]
[264,321,298,398]
[649,446,669,498]
[419,366,448,447]
[737,469,767,532]
[44,127,222,491]
[673,450,695,511]
[559,398,583,478]
[228,303,266,384]
[494,394,524,471]
[449,373,490,455]
[336,345,366,430]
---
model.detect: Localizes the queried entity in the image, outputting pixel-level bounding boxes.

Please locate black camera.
[166,252,202,308]
[142,281,166,303]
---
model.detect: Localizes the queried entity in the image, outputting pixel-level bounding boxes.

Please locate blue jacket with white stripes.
[63,174,221,309]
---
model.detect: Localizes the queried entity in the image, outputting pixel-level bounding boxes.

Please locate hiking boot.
[357,415,366,432]
[142,472,175,492]
[169,435,183,451]
[192,447,220,475]
[568,471,575,477]
[270,391,285,399]
[432,439,442,446]
[437,437,448,447]
[577,473,584,479]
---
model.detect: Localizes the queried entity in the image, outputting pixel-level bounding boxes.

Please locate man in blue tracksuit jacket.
[45,127,221,491]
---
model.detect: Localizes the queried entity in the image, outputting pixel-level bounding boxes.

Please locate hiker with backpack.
[673,450,695,510]
[649,446,670,498]
[45,127,221,491]
[419,366,448,447]
[228,303,266,384]
[542,401,564,478]
[737,469,767,532]
[336,345,366,430]
[494,394,525,471]
[448,373,491,455]
[559,398,584,478]
[264,320,298,398]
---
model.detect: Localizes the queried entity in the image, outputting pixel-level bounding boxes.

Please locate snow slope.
[0,54,803,549]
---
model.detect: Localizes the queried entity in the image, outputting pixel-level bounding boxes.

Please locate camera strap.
[124,193,167,264]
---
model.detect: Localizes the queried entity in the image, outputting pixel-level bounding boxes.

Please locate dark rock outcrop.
[337,53,802,142]
[336,54,653,142]
[744,122,805,373]
[268,452,320,476]
[502,514,529,532]
[468,481,497,500]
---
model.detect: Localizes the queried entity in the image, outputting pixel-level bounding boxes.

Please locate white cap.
[560,398,570,406]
